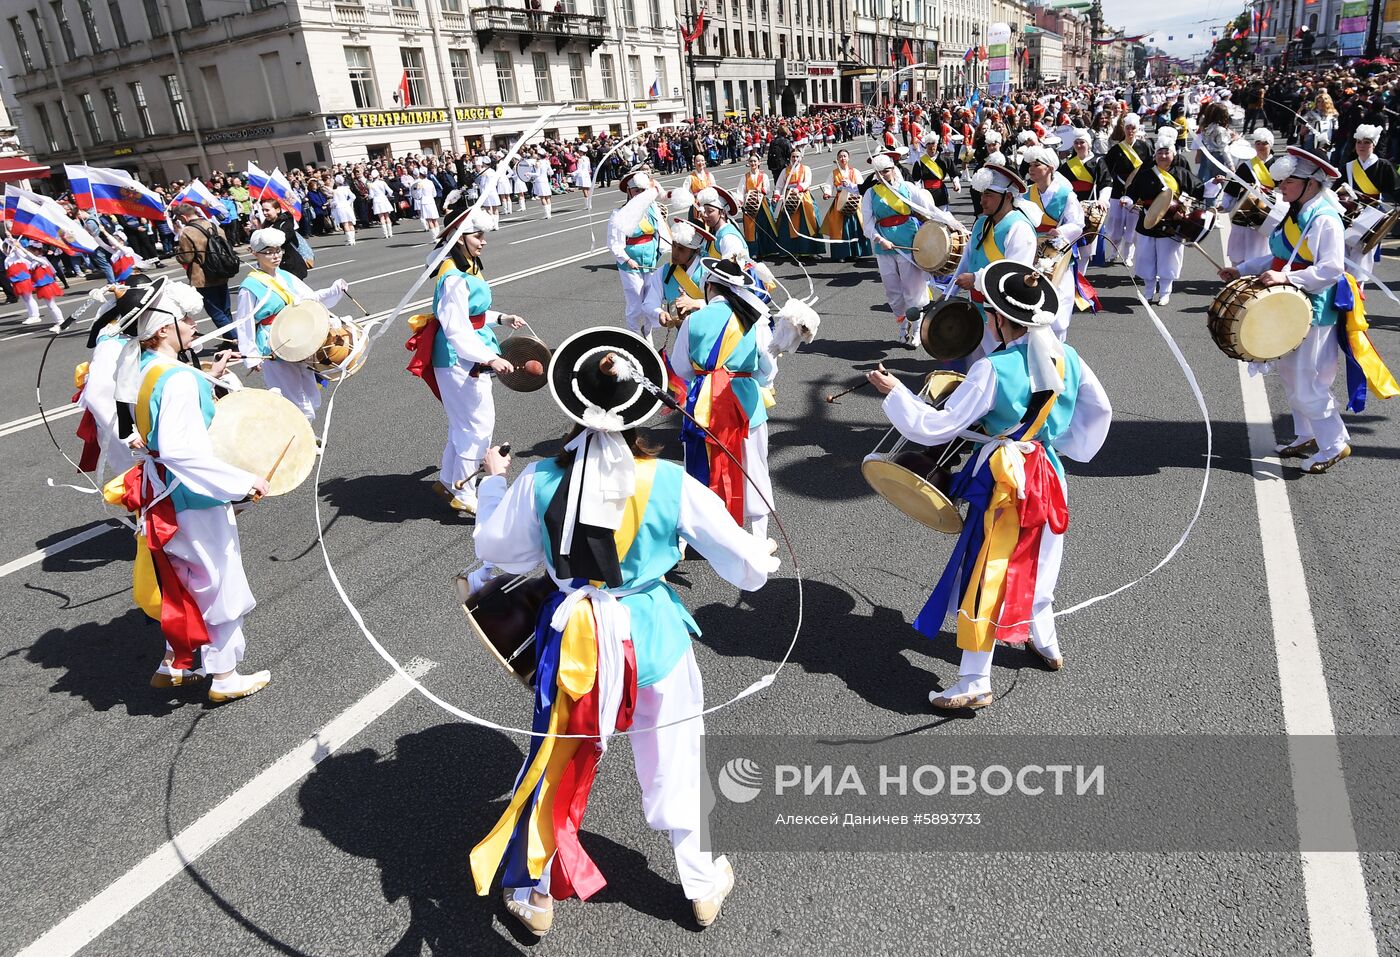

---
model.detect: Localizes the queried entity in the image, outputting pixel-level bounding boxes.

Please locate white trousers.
[162,504,255,674]
[742,422,772,521]
[619,268,662,336]
[1226,222,1270,267]
[438,364,494,488]
[1050,271,1075,341]
[1277,323,1349,456]
[21,293,62,323]
[1133,235,1183,295]
[875,252,930,325]
[261,359,321,421]
[523,648,727,901]
[1104,202,1140,260]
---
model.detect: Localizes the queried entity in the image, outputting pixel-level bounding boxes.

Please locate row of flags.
[2,162,302,254]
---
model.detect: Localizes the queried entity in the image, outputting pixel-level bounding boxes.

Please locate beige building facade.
[0,0,685,185]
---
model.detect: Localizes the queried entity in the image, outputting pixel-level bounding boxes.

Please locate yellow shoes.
[1302,445,1351,474]
[149,668,205,689]
[692,858,736,928]
[207,670,271,703]
[502,888,553,937]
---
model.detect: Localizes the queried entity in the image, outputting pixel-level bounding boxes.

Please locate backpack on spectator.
[191,221,241,283]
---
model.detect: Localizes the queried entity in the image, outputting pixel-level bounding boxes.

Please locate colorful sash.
[919,155,946,182]
[470,461,657,900]
[872,182,912,216]
[681,312,754,523]
[1066,156,1094,184]
[1351,159,1379,197]
[1157,168,1180,197]
[1118,141,1142,170]
[1332,274,1398,412]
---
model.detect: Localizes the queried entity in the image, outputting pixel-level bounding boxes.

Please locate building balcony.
[472,5,607,53]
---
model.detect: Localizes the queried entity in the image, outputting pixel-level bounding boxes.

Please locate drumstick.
[456,443,512,490]
[825,376,874,403]
[343,289,371,317]
[251,436,296,502]
[1189,241,1227,273]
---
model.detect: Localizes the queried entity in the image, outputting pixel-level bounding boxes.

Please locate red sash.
[405,319,443,402]
[995,445,1068,644]
[701,368,752,523]
[877,214,910,227]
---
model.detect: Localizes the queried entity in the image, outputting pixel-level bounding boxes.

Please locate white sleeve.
[154,370,258,501]
[718,230,747,258]
[881,359,996,445]
[233,287,259,362]
[860,191,879,241]
[906,186,960,228]
[1236,252,1274,276]
[1055,358,1113,462]
[753,319,776,386]
[669,320,696,383]
[1284,213,1345,294]
[606,211,629,263]
[437,274,500,365]
[473,464,545,574]
[1057,193,1085,246]
[1003,217,1039,265]
[677,471,778,590]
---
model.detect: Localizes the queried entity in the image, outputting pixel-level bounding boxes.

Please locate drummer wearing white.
[949,163,1038,360]
[234,228,348,422]
[1220,128,1277,268]
[860,153,958,348]
[607,171,667,337]
[1122,128,1204,305]
[1101,113,1152,267]
[1021,145,1085,340]
[1219,147,1353,473]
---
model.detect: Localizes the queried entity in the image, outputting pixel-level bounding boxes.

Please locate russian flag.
[66,164,166,222]
[171,178,223,216]
[4,184,98,254]
[963,46,975,64]
[247,162,301,221]
[648,77,660,98]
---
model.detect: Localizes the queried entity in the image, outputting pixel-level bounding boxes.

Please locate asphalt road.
[2,152,1398,956]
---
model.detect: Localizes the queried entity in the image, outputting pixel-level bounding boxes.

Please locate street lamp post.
[969,25,980,96]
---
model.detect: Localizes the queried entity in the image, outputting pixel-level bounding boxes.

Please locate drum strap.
[1156,168,1180,197]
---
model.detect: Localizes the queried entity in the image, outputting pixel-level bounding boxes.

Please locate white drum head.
[1144,190,1174,228]
[912,222,952,271]
[268,301,331,363]
[1238,287,1312,361]
[207,389,317,496]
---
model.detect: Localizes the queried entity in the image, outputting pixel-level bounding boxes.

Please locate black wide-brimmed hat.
[88,275,164,348]
[979,260,1058,326]
[548,326,666,431]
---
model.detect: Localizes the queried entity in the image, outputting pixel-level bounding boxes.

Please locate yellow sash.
[980,218,1006,263]
[1157,168,1180,197]
[469,459,657,893]
[1283,217,1315,263]
[873,182,912,216]
[1351,160,1379,197]
[135,359,182,442]
[958,362,1063,653]
[250,269,295,306]
[1027,185,1058,229]
[672,262,704,300]
[919,155,945,180]
[1118,141,1142,170]
[691,314,745,427]
[1066,156,1094,183]
[1250,157,1276,189]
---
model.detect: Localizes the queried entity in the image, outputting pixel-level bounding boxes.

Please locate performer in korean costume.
[74,279,154,477]
[607,171,667,336]
[950,163,1038,360]
[668,258,778,542]
[910,130,961,207]
[861,153,959,348]
[233,228,349,421]
[737,154,777,260]
[406,209,527,512]
[866,262,1112,710]
[772,147,819,258]
[5,237,63,328]
[658,221,712,323]
[687,154,717,198]
[1122,128,1203,305]
[820,148,872,262]
[1101,113,1152,267]
[1336,124,1397,263]
[1221,146,1398,473]
[693,186,749,260]
[1221,128,1277,268]
[469,326,778,935]
[1022,144,1088,340]
[105,278,274,701]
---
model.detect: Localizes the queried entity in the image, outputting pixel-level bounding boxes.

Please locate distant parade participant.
[331,177,358,245]
[670,258,778,545]
[1022,143,1086,340]
[1221,146,1397,473]
[1221,128,1277,267]
[531,148,555,219]
[860,152,956,348]
[693,186,748,260]
[5,237,63,328]
[572,145,594,210]
[367,171,395,238]
[108,278,274,702]
[1101,113,1151,267]
[607,171,667,336]
[865,260,1112,711]
[738,153,776,260]
[475,159,504,229]
[469,327,779,936]
[1063,129,1101,204]
[772,147,819,257]
[968,130,1003,208]
[412,168,441,237]
[820,148,871,262]
[1337,123,1396,263]
[1122,128,1203,305]
[405,209,526,512]
[233,228,349,422]
[910,130,961,207]
[687,153,717,196]
[950,163,1038,359]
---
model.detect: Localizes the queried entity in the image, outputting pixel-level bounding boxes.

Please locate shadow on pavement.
[319,466,466,525]
[299,722,690,951]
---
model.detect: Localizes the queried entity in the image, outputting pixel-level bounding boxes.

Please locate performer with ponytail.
[820,148,872,262]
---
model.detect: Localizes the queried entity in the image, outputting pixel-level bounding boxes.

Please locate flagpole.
[155,0,211,173]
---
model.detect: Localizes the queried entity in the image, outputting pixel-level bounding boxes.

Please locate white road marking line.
[1238,364,1378,957]
[14,657,436,957]
[0,404,81,437]
[2,404,76,430]
[508,218,603,245]
[0,522,122,579]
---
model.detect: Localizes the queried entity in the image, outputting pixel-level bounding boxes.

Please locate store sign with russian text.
[325,106,508,130]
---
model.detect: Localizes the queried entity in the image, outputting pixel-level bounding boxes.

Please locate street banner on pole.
[987,22,1012,96]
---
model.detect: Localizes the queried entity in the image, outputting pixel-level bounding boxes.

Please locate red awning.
[0,156,52,183]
